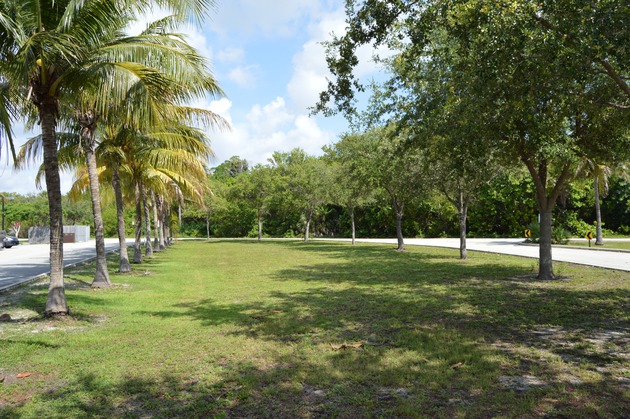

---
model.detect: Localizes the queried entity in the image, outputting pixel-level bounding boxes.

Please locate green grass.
[1,240,629,418]
[564,239,630,250]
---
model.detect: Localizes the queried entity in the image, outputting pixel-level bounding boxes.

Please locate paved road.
[0,238,124,291]
[325,237,630,272]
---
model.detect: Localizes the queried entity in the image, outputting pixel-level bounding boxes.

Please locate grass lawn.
[564,239,630,251]
[0,240,628,418]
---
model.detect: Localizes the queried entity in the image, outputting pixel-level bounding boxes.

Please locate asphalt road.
[0,238,124,291]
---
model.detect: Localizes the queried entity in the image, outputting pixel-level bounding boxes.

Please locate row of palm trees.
[1,0,226,315]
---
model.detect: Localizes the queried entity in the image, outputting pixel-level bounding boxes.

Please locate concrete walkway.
[0,238,125,291]
[324,237,630,272]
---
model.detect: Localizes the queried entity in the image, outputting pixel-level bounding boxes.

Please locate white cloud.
[245,97,294,134]
[207,96,335,167]
[210,0,322,39]
[217,47,245,63]
[227,65,259,88]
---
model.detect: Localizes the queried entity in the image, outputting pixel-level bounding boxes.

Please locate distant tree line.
[178,153,630,244]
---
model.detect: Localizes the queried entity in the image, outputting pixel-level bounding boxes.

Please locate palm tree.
[72,20,224,283]
[577,159,612,246]
[2,0,219,312]
[0,82,17,161]
[97,119,216,263]
[1,0,124,314]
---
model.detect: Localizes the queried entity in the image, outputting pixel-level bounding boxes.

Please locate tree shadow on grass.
[4,241,628,417]
[130,252,629,416]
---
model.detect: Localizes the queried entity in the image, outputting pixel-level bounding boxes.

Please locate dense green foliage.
[174,154,630,240]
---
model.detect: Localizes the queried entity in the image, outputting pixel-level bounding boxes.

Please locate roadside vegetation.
[1,240,628,417]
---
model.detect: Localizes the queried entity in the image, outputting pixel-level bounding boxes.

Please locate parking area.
[0,238,124,291]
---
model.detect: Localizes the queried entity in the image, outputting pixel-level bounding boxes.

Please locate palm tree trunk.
[162,204,172,246]
[156,195,166,250]
[163,204,171,246]
[142,184,153,257]
[594,175,604,245]
[151,192,160,251]
[41,105,68,315]
[133,182,143,263]
[112,165,131,272]
[83,132,111,287]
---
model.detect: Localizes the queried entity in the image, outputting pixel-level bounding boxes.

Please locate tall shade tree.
[317,0,630,279]
[234,164,275,241]
[272,149,333,242]
[333,126,426,251]
[323,142,376,245]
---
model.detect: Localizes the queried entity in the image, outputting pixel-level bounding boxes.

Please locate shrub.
[526,222,569,245]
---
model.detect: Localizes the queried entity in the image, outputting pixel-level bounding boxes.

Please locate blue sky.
[0,0,386,194]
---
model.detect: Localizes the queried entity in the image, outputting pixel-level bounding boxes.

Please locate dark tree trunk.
[206,213,210,239]
[40,102,68,315]
[538,207,554,279]
[133,182,143,264]
[594,175,604,245]
[79,112,111,287]
[522,157,571,280]
[112,166,131,272]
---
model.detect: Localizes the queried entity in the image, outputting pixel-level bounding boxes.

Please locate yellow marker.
[586,231,594,240]
[524,229,531,238]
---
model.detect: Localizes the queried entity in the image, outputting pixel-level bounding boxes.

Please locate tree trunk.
[522,157,571,280]
[458,186,468,260]
[83,131,111,287]
[133,182,143,263]
[257,209,263,241]
[164,205,171,246]
[206,213,210,239]
[538,208,555,279]
[151,192,160,251]
[350,207,356,245]
[304,210,311,242]
[142,184,153,257]
[394,199,404,251]
[156,195,166,250]
[594,175,604,245]
[41,104,68,315]
[112,166,131,272]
